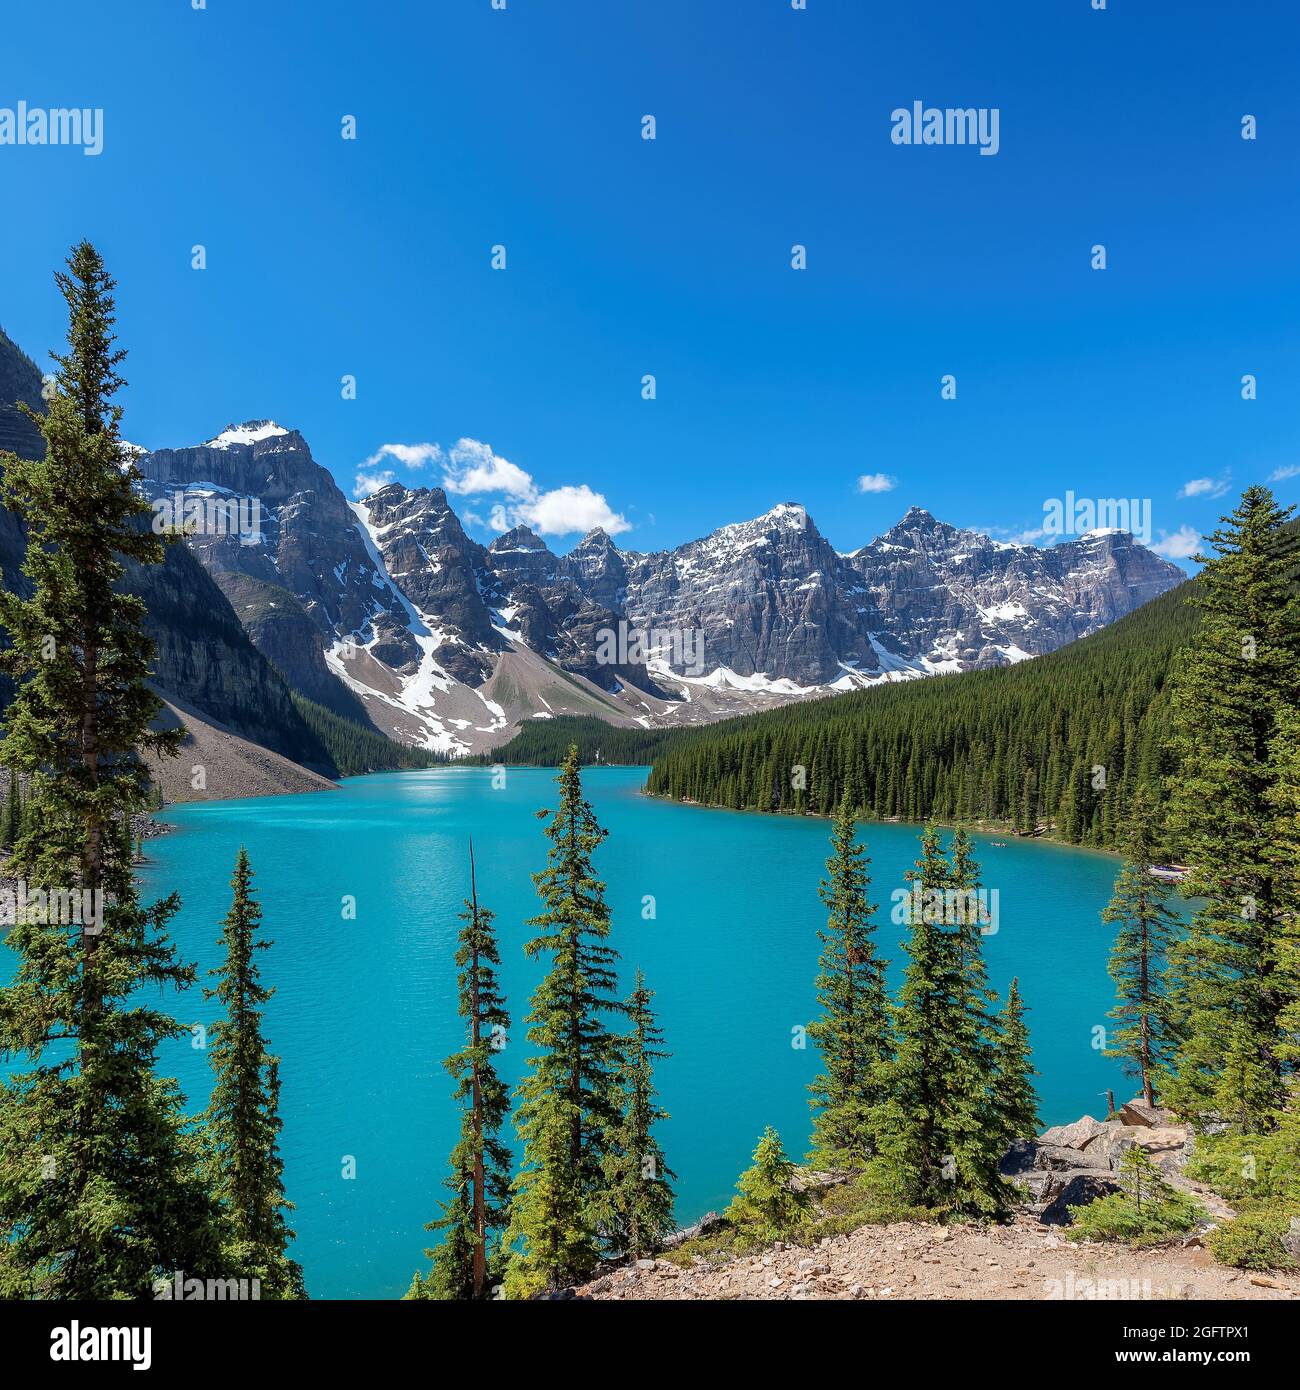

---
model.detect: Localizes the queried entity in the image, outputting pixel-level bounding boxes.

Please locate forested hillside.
[484,580,1198,850]
[487,716,667,767]
[636,580,1199,850]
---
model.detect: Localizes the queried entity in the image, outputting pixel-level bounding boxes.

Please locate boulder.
[1119,1099,1174,1128]
[1001,1139,1099,1176]
[1037,1115,1109,1150]
[1039,1173,1122,1226]
[1086,1123,1140,1171]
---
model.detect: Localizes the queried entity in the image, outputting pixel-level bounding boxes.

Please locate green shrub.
[1208,1213,1298,1272]
[1067,1189,1204,1245]
[1184,1131,1300,1207]
[1068,1147,1203,1245]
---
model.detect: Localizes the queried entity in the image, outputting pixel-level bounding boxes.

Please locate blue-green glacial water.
[126,765,1143,1298]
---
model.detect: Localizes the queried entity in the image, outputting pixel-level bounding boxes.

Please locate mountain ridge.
[124,417,1184,755]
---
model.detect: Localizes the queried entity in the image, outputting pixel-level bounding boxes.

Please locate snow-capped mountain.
[131,423,1185,754]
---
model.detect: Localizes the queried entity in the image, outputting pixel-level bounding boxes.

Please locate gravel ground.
[576,1216,1300,1301]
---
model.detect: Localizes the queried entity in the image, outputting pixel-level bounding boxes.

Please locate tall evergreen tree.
[0,243,223,1297]
[505,745,624,1297]
[992,978,1039,1146]
[205,848,303,1298]
[870,827,1009,1215]
[870,827,960,1208]
[0,769,17,850]
[1267,708,1300,1077]
[590,969,676,1260]
[807,793,890,1169]
[407,842,512,1300]
[1102,786,1181,1106]
[1165,487,1300,1128]
[943,828,1008,1212]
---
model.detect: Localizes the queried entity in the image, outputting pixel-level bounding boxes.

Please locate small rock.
[635,1258,655,1271]
[1283,1217,1300,1263]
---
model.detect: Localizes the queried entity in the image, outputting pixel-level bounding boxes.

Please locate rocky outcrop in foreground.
[574,1105,1299,1302]
[576,1216,1297,1302]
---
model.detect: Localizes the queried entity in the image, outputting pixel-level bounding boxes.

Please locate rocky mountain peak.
[202,420,293,450]
[572,526,617,552]
[489,525,549,554]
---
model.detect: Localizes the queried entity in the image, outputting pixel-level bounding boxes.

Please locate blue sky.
[2,0,1298,568]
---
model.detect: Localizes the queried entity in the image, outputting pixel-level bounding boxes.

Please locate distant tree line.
[642,582,1198,851]
[491,584,1200,854]
[290,692,448,777]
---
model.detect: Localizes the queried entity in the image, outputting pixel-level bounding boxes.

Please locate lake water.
[79,767,1146,1296]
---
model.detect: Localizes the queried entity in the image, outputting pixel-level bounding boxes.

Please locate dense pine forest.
[494,578,1199,851]
[486,715,668,768]
[644,580,1198,850]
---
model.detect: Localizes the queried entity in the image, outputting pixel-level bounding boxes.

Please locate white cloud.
[363,442,442,470]
[1269,465,1300,482]
[1152,525,1201,560]
[353,469,396,498]
[857,472,897,494]
[442,438,536,499]
[517,485,630,536]
[359,434,629,537]
[1178,476,1229,499]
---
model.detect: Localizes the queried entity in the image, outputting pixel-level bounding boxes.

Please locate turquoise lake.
[122,768,1142,1296]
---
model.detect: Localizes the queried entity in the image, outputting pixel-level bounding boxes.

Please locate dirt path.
[577,1215,1300,1301]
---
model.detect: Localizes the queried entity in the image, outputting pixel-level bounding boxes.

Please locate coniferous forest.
[497,579,1200,853]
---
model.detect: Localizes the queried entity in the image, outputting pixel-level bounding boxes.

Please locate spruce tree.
[407,842,512,1300]
[726,1127,807,1242]
[807,793,890,1169]
[944,828,1008,1213]
[1267,708,1300,1077]
[992,978,1039,1145]
[869,827,960,1208]
[0,243,224,1297]
[1102,786,1181,1106]
[590,969,676,1260]
[870,828,1009,1215]
[0,769,16,850]
[505,745,624,1297]
[1165,487,1300,1128]
[205,848,304,1298]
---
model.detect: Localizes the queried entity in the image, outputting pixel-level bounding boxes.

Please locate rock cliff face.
[122,420,1185,753]
[138,422,391,717]
[0,328,44,597]
[0,335,337,775]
